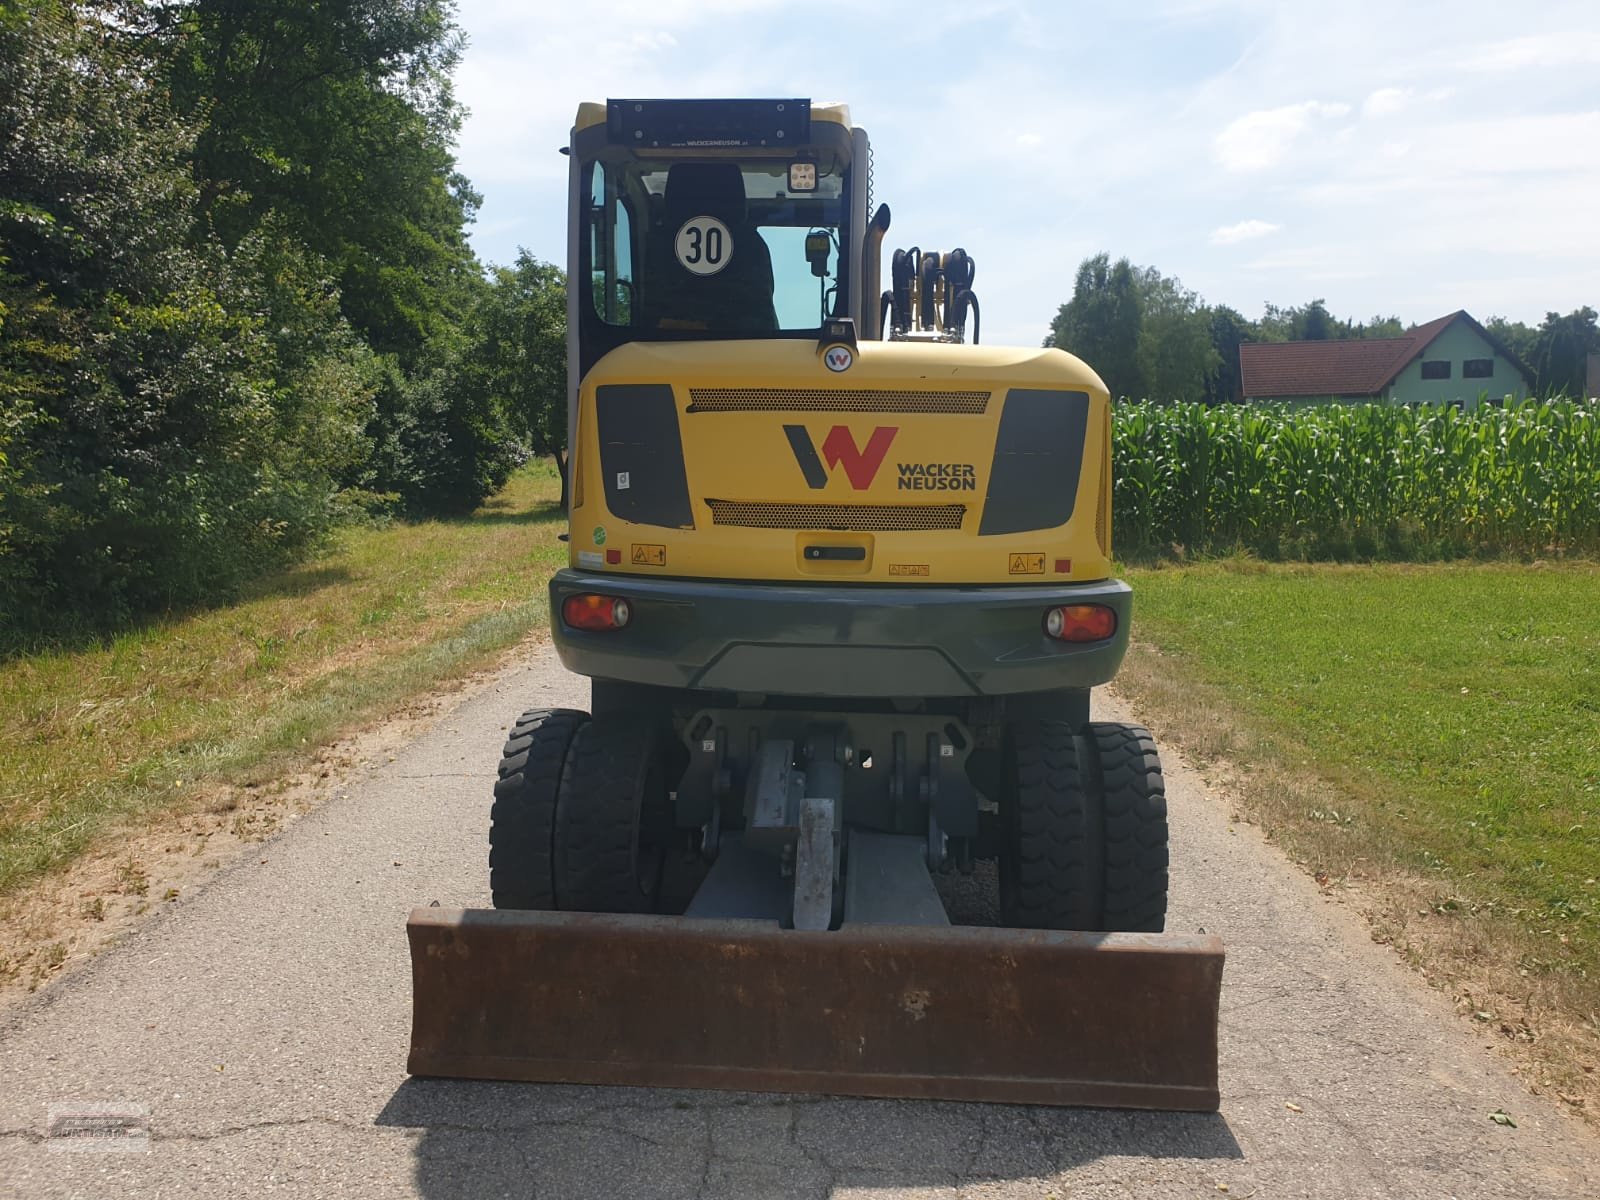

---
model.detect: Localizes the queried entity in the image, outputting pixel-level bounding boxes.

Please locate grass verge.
[0,462,567,902]
[1116,558,1600,1113]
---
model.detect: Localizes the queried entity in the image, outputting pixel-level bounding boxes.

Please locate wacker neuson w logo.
[784,425,977,492]
[784,425,897,489]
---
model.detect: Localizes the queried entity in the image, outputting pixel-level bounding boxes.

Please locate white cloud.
[1210,219,1281,245]
[1362,87,1409,118]
[627,30,680,53]
[1015,132,1043,147]
[1459,31,1600,72]
[1214,100,1351,171]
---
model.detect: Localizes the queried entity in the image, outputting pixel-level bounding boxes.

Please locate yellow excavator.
[406,99,1224,1109]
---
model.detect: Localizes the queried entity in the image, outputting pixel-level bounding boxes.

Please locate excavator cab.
[406,99,1224,1110]
[577,101,861,356]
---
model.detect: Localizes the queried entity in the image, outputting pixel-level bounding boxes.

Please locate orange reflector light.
[1044,604,1117,643]
[563,594,631,631]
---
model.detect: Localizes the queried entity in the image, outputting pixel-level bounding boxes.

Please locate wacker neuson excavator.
[406,99,1224,1109]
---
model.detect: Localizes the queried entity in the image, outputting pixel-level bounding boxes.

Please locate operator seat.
[640,163,778,334]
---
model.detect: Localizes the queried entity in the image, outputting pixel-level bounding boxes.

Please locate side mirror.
[805,230,832,279]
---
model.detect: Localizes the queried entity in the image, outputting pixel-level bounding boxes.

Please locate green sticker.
[592,525,607,546]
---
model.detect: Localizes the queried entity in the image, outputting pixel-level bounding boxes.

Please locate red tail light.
[1044,604,1117,643]
[563,594,632,631]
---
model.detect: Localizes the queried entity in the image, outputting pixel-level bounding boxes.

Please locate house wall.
[1247,393,1377,406]
[1385,321,1529,408]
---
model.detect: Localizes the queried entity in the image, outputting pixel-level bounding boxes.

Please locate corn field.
[1111,400,1600,559]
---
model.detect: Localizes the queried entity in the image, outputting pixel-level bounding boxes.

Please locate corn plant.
[1111,400,1600,560]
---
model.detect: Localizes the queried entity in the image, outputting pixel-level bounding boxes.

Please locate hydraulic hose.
[943,249,979,343]
[918,249,942,331]
[943,249,973,333]
[891,246,918,333]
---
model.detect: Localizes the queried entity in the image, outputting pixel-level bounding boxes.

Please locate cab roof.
[574,100,852,134]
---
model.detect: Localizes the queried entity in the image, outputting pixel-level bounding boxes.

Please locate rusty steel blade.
[406,908,1224,1111]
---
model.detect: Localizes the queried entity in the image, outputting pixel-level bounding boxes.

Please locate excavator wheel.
[489,708,589,909]
[553,715,673,913]
[999,721,1098,929]
[1084,721,1169,933]
[998,720,1169,932]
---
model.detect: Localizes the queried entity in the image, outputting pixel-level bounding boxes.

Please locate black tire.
[998,721,1101,929]
[997,720,1169,932]
[553,716,672,913]
[489,708,589,909]
[1085,721,1169,933]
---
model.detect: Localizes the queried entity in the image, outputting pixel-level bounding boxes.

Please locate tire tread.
[1086,721,1169,932]
[554,717,665,913]
[488,708,588,909]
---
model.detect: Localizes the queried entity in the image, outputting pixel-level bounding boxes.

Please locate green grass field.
[0,462,567,897]
[1122,559,1600,984]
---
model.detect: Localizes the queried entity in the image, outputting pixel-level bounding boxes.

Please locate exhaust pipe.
[860,203,891,340]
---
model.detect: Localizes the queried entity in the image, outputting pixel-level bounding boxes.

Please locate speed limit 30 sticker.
[675,216,732,276]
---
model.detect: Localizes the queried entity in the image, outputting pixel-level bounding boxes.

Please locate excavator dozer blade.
[407,908,1224,1111]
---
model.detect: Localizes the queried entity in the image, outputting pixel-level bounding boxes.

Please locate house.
[1239,311,1532,408]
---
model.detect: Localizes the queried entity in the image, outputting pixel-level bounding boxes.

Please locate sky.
[449,0,1600,349]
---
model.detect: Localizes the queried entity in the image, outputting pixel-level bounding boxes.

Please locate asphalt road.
[2,644,1597,1199]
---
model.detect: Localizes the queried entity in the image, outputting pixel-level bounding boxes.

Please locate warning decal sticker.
[1008,553,1045,575]
[631,544,667,567]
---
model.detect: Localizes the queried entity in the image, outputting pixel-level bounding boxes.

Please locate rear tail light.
[563,594,632,631]
[1044,604,1117,643]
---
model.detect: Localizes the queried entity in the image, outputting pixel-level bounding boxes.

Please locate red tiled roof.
[1239,311,1463,398]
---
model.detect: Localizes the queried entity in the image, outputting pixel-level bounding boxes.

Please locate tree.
[1045,254,1145,399]
[1485,316,1538,368]
[1203,305,1252,404]
[143,0,525,515]
[149,0,482,365]
[1133,267,1219,403]
[0,1,353,627]
[1045,257,1220,402]
[1357,315,1405,339]
[1260,299,1335,341]
[1527,308,1600,398]
[462,253,571,503]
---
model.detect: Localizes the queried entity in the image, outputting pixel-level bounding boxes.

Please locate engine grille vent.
[687,389,989,414]
[706,500,966,531]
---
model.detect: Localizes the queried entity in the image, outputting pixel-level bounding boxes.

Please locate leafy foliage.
[1134,266,1219,404]
[1045,255,1219,401]
[151,0,481,366]
[460,253,570,503]
[0,1,559,640]
[1255,300,1407,343]
[1,2,344,629]
[1487,309,1600,399]
[1044,254,1145,399]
